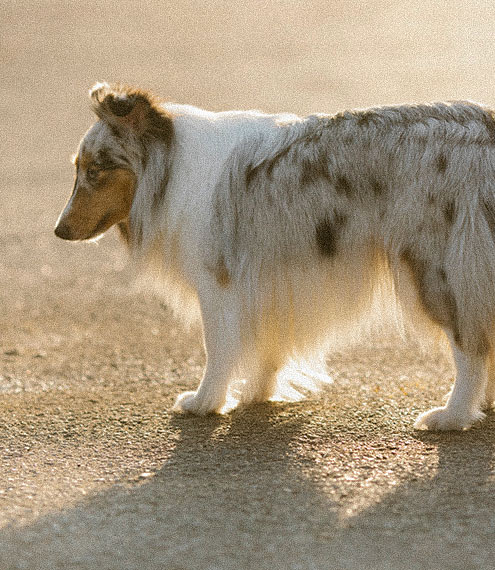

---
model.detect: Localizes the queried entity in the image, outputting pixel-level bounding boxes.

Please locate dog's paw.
[173,391,224,415]
[414,406,485,431]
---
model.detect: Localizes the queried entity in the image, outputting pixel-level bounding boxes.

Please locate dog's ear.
[89,82,173,141]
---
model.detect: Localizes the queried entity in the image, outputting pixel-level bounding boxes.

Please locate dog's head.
[54,82,173,242]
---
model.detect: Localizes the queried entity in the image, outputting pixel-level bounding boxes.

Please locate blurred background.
[2,0,495,395]
[2,0,495,394]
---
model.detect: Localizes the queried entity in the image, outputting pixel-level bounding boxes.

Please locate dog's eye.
[86,165,102,181]
[87,166,99,178]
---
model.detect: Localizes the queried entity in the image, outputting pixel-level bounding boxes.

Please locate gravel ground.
[2,1,495,568]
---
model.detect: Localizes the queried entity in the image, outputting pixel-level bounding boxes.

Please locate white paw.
[414,406,485,431]
[173,390,224,415]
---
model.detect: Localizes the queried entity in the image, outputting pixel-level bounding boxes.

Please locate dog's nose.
[54,223,73,240]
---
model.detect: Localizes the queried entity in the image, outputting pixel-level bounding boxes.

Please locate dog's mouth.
[85,213,113,240]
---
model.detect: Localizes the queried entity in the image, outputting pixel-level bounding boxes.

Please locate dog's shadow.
[2,403,495,568]
[330,411,495,567]
[161,402,337,515]
[0,402,341,568]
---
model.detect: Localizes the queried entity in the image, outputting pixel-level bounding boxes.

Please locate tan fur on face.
[214,255,231,288]
[56,152,136,241]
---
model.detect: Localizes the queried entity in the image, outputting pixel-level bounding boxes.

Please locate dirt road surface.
[2,1,495,568]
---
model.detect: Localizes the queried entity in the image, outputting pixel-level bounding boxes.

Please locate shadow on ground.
[1,403,495,570]
[333,424,495,570]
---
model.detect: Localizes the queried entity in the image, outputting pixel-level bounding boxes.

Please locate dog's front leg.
[415,333,487,430]
[173,288,240,415]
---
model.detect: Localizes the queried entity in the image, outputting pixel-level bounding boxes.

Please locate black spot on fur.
[315,213,347,257]
[300,153,329,187]
[444,201,455,225]
[371,178,385,196]
[316,220,337,257]
[401,248,459,339]
[335,175,352,195]
[437,153,448,173]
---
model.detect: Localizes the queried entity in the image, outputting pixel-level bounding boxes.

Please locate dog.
[55,81,495,430]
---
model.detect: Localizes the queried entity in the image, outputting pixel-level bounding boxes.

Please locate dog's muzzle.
[54,222,74,240]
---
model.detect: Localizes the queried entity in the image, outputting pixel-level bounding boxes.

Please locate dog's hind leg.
[415,332,488,430]
[173,289,241,415]
[399,247,489,429]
